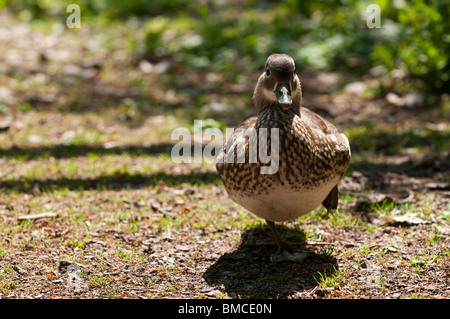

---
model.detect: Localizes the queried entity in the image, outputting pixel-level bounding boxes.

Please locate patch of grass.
[0,243,11,257]
[114,246,149,264]
[426,226,442,245]
[158,260,183,274]
[62,235,91,249]
[403,250,441,274]
[157,214,184,232]
[160,284,179,295]
[356,246,377,258]
[371,199,396,215]
[0,265,17,291]
[316,246,338,259]
[105,287,118,296]
[438,210,450,221]
[376,275,389,293]
[88,275,113,288]
[443,248,450,258]
[339,192,359,203]
[410,292,425,299]
[116,247,133,260]
[314,266,346,289]
[301,208,371,232]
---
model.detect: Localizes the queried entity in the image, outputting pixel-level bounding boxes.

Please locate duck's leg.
[266,220,309,263]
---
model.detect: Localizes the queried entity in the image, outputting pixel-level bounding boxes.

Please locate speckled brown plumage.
[216,54,351,262]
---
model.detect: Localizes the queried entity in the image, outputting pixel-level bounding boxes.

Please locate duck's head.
[253,53,302,115]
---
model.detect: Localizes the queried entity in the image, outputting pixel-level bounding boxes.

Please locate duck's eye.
[266,68,270,76]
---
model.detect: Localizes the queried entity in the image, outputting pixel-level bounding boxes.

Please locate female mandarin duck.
[216,54,351,262]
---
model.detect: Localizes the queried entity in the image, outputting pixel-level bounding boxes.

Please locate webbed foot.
[266,220,310,263]
[270,248,309,263]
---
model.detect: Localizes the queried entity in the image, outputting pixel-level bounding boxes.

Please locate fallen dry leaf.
[17,212,58,221]
[389,213,430,226]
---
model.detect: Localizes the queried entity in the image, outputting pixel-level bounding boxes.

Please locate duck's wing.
[300,106,351,156]
[300,107,340,134]
[300,107,350,210]
[216,116,258,167]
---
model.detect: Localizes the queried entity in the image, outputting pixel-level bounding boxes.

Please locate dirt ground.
[0,11,449,300]
[1,167,449,300]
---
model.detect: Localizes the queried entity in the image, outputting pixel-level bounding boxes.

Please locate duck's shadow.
[203,225,338,298]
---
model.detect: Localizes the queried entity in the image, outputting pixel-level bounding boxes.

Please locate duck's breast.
[228,175,340,222]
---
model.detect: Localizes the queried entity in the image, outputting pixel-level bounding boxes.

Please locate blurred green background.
[1,0,449,97]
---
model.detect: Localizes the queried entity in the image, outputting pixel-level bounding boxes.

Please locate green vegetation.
[314,266,346,289]
[2,0,448,95]
[88,274,113,288]
[346,122,450,155]
[372,0,450,93]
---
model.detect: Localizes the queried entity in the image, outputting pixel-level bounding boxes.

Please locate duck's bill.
[276,83,292,108]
